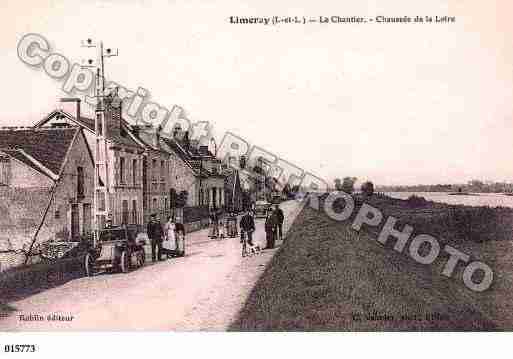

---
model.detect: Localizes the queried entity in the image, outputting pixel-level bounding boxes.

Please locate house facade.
[161,130,226,210]
[131,125,188,222]
[34,97,146,228]
[31,94,231,230]
[0,127,94,270]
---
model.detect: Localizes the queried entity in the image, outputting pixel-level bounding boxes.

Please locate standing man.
[147,213,164,262]
[239,210,255,246]
[264,209,276,249]
[273,204,285,241]
[209,209,219,238]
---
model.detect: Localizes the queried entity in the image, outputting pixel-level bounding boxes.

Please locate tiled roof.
[0,127,78,176]
[188,145,215,158]
[161,136,190,162]
[72,115,141,149]
[0,149,53,179]
[1,149,34,169]
[130,126,171,154]
[190,161,212,177]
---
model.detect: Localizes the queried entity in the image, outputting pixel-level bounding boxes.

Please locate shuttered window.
[0,156,10,186]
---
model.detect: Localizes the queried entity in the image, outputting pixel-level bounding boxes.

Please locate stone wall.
[168,151,196,206]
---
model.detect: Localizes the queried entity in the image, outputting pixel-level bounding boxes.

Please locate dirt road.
[0,200,303,331]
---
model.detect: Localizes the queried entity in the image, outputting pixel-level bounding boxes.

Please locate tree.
[361,181,374,196]
[342,177,357,194]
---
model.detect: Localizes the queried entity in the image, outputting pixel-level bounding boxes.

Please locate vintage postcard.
[1,0,512,354]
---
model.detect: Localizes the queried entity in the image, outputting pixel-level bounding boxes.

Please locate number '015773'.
[4,344,37,353]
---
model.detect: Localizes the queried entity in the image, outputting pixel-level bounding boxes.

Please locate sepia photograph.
[0,0,512,356]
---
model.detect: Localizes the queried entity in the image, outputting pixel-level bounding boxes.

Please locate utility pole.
[81,38,118,247]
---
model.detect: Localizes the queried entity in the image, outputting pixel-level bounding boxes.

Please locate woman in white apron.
[175,216,185,257]
[163,216,177,258]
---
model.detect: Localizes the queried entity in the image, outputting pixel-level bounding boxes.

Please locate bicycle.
[241,230,248,257]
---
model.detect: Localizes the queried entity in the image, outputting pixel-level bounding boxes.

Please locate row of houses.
[0,93,243,262]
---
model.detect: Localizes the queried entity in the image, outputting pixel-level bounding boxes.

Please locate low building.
[0,127,94,270]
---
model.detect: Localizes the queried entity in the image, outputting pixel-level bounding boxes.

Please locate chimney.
[104,89,122,134]
[199,145,209,155]
[173,124,182,140]
[60,98,81,121]
[183,131,190,151]
[155,125,162,148]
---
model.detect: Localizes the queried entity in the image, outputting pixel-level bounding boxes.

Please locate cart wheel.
[120,251,129,273]
[84,253,95,277]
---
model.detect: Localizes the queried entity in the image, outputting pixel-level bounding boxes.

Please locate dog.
[247,244,262,255]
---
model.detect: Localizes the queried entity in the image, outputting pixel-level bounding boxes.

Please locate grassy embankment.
[230,194,513,331]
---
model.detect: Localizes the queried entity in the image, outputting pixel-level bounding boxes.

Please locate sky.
[1,0,512,186]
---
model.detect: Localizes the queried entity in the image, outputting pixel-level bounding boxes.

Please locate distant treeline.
[376,180,513,193]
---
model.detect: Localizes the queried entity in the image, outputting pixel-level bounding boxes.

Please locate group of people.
[239,204,285,250]
[209,210,239,239]
[146,203,286,261]
[146,213,186,262]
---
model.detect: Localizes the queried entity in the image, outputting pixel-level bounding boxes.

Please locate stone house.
[161,131,225,210]
[130,124,196,222]
[34,97,145,228]
[0,127,94,270]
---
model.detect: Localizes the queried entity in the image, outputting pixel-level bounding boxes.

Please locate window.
[152,198,158,213]
[132,200,137,224]
[97,190,106,211]
[160,160,165,182]
[122,200,129,225]
[152,159,157,182]
[0,156,10,186]
[77,166,84,199]
[132,159,137,185]
[71,204,80,240]
[83,203,92,235]
[119,157,125,184]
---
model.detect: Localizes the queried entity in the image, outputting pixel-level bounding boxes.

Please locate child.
[218,218,226,239]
